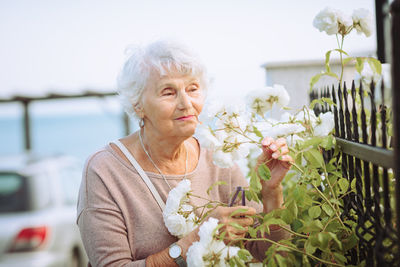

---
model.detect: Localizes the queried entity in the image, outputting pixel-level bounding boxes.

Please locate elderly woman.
[77,40,292,266]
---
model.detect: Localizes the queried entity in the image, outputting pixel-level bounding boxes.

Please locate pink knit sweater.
[77,144,289,266]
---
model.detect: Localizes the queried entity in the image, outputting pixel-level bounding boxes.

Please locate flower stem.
[311,183,349,233]
[339,34,345,86]
[233,237,345,267]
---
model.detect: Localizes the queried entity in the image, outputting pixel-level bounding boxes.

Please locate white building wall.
[262,59,356,110]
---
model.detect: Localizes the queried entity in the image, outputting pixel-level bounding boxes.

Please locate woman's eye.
[162,89,174,96]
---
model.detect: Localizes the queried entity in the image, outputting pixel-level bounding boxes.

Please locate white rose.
[280,112,295,123]
[195,124,221,149]
[231,143,250,161]
[352,8,373,37]
[198,217,219,245]
[246,88,273,115]
[313,7,339,35]
[213,150,234,168]
[164,214,188,238]
[314,112,335,136]
[295,108,317,127]
[336,10,353,34]
[163,180,190,215]
[186,242,206,267]
[270,123,306,139]
[187,217,248,266]
[220,245,240,266]
[246,84,289,116]
[286,134,303,147]
[271,84,290,107]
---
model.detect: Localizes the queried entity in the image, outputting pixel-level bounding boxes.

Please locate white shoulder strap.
[111,140,166,212]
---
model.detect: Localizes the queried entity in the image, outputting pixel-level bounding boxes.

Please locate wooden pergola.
[0,91,131,151]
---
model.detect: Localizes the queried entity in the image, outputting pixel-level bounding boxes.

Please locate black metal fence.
[307,1,400,265]
[310,80,398,266]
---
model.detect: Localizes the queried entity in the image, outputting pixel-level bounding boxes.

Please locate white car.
[0,154,88,267]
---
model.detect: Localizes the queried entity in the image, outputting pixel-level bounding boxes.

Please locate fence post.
[375,0,388,62]
[390,0,400,243]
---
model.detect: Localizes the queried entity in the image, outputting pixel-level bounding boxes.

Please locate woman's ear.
[134,104,144,118]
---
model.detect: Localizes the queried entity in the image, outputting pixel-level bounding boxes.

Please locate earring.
[139,118,144,128]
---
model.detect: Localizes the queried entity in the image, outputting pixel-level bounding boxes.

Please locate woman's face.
[139,70,206,138]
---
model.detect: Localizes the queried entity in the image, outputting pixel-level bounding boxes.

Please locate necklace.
[139,129,188,190]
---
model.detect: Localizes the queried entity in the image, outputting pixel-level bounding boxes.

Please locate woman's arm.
[226,137,293,261]
[257,137,293,213]
[78,205,201,267]
[146,229,199,266]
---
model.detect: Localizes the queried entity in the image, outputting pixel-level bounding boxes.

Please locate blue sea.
[0,113,138,163]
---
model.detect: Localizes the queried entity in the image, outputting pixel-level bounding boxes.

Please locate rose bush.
[161,7,383,266]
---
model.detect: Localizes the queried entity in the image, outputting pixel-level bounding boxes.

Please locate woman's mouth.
[176,115,195,121]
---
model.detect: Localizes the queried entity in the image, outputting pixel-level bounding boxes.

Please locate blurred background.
[0,0,377,266]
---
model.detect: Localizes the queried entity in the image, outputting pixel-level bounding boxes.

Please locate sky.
[0,0,376,116]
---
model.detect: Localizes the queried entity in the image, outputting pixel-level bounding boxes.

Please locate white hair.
[117,39,208,120]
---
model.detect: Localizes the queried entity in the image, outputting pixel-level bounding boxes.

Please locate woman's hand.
[256,137,293,213]
[207,206,256,244]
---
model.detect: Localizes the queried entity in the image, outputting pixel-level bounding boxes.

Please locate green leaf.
[229,222,245,231]
[317,232,331,250]
[367,57,382,75]
[237,249,251,261]
[258,163,271,181]
[275,254,285,266]
[281,208,294,224]
[351,177,357,191]
[334,48,349,56]
[310,73,323,90]
[300,136,323,148]
[325,71,339,79]
[302,254,311,267]
[304,148,324,167]
[230,208,249,217]
[288,201,298,218]
[305,239,317,254]
[333,252,347,264]
[253,126,263,138]
[343,232,358,250]
[320,97,335,106]
[328,232,343,249]
[312,219,324,230]
[325,50,333,73]
[338,178,349,193]
[343,56,354,66]
[206,181,228,195]
[212,223,225,236]
[356,57,365,73]
[248,227,257,238]
[267,258,277,267]
[233,257,246,267]
[322,203,334,216]
[308,206,321,219]
[250,170,262,193]
[321,135,335,149]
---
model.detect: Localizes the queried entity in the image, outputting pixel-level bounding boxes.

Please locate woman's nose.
[177,92,192,109]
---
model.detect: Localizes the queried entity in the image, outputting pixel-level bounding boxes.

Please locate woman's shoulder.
[82,144,129,178]
[84,146,113,169]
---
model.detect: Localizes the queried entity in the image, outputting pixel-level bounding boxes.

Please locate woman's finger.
[271,145,289,159]
[261,137,274,147]
[268,138,286,152]
[274,138,287,148]
[230,216,254,227]
[281,154,294,163]
[229,206,256,217]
